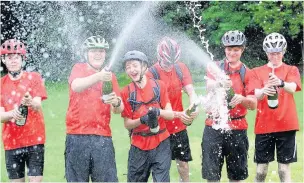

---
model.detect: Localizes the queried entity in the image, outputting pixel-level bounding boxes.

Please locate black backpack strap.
[239,64,246,87]
[219,60,225,71]
[128,83,138,112]
[218,60,246,88]
[174,63,183,82]
[152,79,161,104]
[149,66,160,80]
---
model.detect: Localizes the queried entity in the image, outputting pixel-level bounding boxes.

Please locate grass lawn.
[1,80,303,182]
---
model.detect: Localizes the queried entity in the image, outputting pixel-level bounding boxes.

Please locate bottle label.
[16,118,26,126]
[102,94,111,101]
[150,125,160,133]
[268,99,278,109]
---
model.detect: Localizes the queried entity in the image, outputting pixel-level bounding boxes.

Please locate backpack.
[219,60,246,87]
[127,78,162,138]
[127,78,161,112]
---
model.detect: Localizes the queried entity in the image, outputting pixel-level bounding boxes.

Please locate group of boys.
[0,30,301,182]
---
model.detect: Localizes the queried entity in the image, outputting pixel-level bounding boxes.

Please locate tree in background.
[161,1,303,69]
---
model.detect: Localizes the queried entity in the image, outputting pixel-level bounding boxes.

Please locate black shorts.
[5,144,44,179]
[170,129,192,162]
[202,126,249,181]
[65,134,118,182]
[254,130,297,164]
[128,138,171,182]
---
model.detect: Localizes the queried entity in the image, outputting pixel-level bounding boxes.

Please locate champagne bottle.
[102,67,113,101]
[184,103,199,126]
[186,103,198,116]
[226,87,235,110]
[148,107,159,133]
[267,73,278,109]
[16,94,29,126]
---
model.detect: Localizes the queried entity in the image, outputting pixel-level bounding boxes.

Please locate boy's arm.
[159,103,174,120]
[71,69,111,93]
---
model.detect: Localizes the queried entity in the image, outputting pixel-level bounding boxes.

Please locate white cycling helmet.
[82,35,109,50]
[263,32,287,53]
[221,30,246,47]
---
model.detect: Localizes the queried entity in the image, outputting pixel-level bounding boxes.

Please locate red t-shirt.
[121,78,170,150]
[66,63,120,136]
[205,61,256,130]
[1,72,47,150]
[146,61,192,134]
[252,63,302,134]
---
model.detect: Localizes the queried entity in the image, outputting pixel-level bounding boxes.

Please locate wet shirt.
[252,63,302,134]
[121,78,170,150]
[1,72,47,150]
[146,61,192,134]
[66,63,120,136]
[205,60,256,130]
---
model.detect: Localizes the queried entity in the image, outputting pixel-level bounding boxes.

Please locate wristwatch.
[279,79,285,88]
[112,98,121,108]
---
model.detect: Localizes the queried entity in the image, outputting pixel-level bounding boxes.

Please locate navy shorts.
[170,129,193,162]
[65,134,118,182]
[128,138,171,182]
[254,130,297,164]
[202,126,249,181]
[5,144,44,179]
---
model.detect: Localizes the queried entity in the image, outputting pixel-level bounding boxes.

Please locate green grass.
[1,81,303,182]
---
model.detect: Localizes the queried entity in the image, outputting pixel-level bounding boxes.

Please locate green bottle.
[185,103,199,126]
[226,87,235,110]
[102,81,113,101]
[186,103,198,116]
[101,67,113,101]
[16,95,29,126]
[267,73,278,109]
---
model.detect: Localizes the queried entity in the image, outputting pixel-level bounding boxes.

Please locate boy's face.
[125,60,145,82]
[225,46,244,63]
[267,52,284,66]
[2,54,23,72]
[87,48,106,69]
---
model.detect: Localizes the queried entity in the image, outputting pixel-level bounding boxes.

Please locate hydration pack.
[127,78,161,112]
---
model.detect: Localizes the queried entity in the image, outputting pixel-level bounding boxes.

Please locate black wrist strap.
[279,79,285,88]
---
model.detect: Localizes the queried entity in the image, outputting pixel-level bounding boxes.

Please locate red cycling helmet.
[157,37,181,65]
[1,39,26,56]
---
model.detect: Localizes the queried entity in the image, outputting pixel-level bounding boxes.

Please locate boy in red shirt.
[146,37,198,182]
[253,33,302,182]
[120,50,174,182]
[202,31,257,182]
[0,39,47,182]
[65,35,123,182]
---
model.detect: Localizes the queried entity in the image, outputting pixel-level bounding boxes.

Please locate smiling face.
[125,60,147,82]
[2,54,23,72]
[225,46,244,63]
[87,48,106,69]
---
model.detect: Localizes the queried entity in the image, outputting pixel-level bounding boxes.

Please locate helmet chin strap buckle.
[9,70,22,78]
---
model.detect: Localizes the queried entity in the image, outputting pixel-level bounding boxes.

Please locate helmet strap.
[6,57,24,78]
[86,52,105,72]
[135,61,147,83]
[8,69,22,78]
[87,61,102,71]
